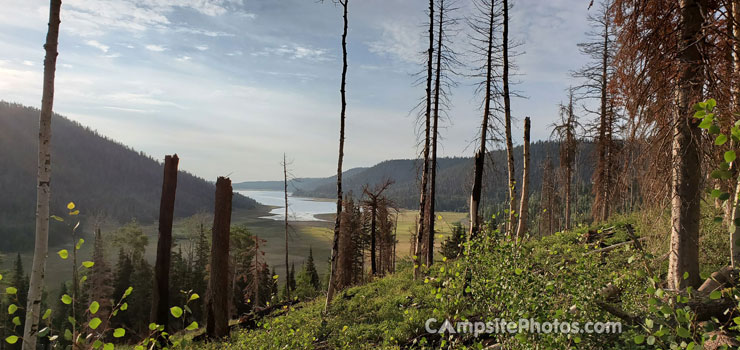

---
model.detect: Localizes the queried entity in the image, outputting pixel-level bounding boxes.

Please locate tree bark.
[469,0,495,239]
[206,177,232,338]
[283,153,290,297]
[503,0,517,236]
[23,1,62,348]
[516,117,530,240]
[428,0,445,267]
[325,0,348,310]
[595,6,611,222]
[414,0,434,279]
[668,0,705,290]
[729,0,740,268]
[371,204,377,275]
[151,155,179,330]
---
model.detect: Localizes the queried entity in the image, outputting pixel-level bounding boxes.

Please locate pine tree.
[305,248,320,290]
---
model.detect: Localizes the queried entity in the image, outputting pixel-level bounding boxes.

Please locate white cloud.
[22,60,34,66]
[251,45,330,61]
[367,21,423,64]
[85,40,110,53]
[195,45,209,51]
[145,44,167,52]
[176,56,192,62]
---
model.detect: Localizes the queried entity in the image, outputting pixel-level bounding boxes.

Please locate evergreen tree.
[305,248,320,290]
[288,263,296,292]
[440,223,466,260]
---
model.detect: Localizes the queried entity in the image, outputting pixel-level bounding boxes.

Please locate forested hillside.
[283,141,595,211]
[0,102,257,251]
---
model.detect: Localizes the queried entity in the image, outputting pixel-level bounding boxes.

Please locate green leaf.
[189,293,200,302]
[514,268,523,275]
[186,322,198,331]
[67,202,76,210]
[720,192,731,201]
[5,336,18,344]
[120,303,128,311]
[38,327,50,337]
[6,287,17,295]
[677,327,691,338]
[12,317,20,326]
[42,309,52,320]
[123,287,133,298]
[58,250,69,260]
[89,317,102,330]
[683,271,689,280]
[709,124,721,134]
[82,261,94,268]
[725,150,737,163]
[634,335,644,344]
[89,301,100,315]
[61,294,72,305]
[707,98,717,110]
[716,134,728,145]
[710,290,722,300]
[711,189,722,198]
[148,323,158,331]
[647,336,655,345]
[76,239,85,250]
[170,306,183,318]
[8,304,17,315]
[92,340,103,349]
[699,117,713,129]
[113,328,125,338]
[103,343,114,350]
[51,215,64,222]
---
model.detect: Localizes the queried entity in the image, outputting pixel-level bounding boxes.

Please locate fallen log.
[698,266,735,295]
[586,238,647,255]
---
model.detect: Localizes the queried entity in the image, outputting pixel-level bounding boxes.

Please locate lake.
[236,190,335,222]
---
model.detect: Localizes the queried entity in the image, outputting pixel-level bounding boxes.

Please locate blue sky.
[0,0,592,181]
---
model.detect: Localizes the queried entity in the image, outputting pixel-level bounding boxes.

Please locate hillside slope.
[0,102,256,251]
[281,141,595,211]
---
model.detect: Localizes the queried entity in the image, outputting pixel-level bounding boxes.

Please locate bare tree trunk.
[668,0,704,290]
[428,0,446,267]
[23,1,62,348]
[729,0,740,268]
[206,177,232,338]
[516,117,530,240]
[596,9,611,222]
[414,0,434,279]
[283,153,290,298]
[151,155,179,330]
[469,0,495,239]
[503,0,517,236]
[325,0,349,310]
[565,165,572,230]
[370,204,377,275]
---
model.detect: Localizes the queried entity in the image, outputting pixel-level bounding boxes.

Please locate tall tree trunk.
[370,204,377,275]
[283,153,290,297]
[565,164,572,230]
[23,1,62,348]
[414,0,434,279]
[596,8,611,222]
[729,0,740,268]
[503,0,517,236]
[668,0,704,290]
[206,177,232,338]
[428,0,445,267]
[325,0,348,310]
[469,0,495,239]
[151,155,179,330]
[516,117,530,240]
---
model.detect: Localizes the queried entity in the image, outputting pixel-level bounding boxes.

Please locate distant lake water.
[236,190,335,222]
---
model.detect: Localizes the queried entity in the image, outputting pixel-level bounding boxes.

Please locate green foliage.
[439,223,466,259]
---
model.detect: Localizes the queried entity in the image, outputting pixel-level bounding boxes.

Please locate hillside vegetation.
[0,102,257,251]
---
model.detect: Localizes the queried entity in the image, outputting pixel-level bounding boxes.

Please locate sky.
[0,0,593,181]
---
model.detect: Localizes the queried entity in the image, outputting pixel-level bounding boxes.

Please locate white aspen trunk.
[23,1,62,349]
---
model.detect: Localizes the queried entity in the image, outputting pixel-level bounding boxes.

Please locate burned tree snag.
[516,118,530,240]
[151,154,179,331]
[206,177,232,338]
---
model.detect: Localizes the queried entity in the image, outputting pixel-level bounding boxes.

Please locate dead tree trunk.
[668,0,705,290]
[414,0,434,279]
[206,177,232,338]
[503,0,517,236]
[151,155,179,330]
[428,0,447,267]
[325,0,349,310]
[469,0,495,239]
[729,0,740,268]
[23,1,62,348]
[370,203,377,274]
[283,153,290,298]
[516,118,530,240]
